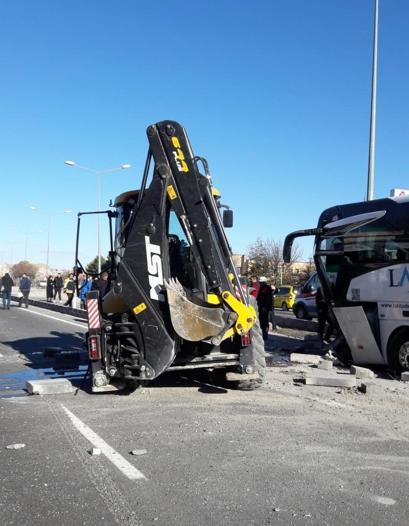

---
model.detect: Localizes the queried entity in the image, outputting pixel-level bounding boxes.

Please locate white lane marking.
[61,405,146,481]
[18,307,86,329]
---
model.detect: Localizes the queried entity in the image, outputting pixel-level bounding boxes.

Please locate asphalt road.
[1,304,408,525]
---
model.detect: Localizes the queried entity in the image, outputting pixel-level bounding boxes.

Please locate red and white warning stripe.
[87,298,101,329]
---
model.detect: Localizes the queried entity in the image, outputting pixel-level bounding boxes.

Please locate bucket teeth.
[165,278,226,341]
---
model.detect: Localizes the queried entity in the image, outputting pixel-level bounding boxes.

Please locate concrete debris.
[6,443,26,450]
[350,365,375,380]
[26,378,74,395]
[304,375,357,388]
[357,383,367,394]
[290,353,321,366]
[323,351,336,362]
[401,371,409,382]
[317,359,333,371]
[130,449,147,456]
[90,447,101,456]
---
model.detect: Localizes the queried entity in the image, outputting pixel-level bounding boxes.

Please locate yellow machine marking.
[207,293,221,305]
[221,291,256,335]
[133,302,147,315]
[171,136,189,172]
[167,184,177,200]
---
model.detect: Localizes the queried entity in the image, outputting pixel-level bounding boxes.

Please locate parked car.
[292,273,319,319]
[273,285,297,311]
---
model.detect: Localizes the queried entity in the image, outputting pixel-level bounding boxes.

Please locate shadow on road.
[0,330,88,394]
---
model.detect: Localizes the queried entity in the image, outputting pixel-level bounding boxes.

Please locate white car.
[293,273,319,319]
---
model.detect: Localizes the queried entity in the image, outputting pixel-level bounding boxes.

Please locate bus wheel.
[388,331,409,373]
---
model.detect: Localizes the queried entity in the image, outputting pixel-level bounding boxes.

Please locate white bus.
[284,196,409,372]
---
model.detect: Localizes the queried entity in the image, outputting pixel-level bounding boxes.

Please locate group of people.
[45,273,64,302]
[0,273,32,309]
[0,270,109,311]
[45,272,108,308]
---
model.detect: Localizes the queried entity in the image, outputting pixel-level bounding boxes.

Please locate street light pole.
[46,215,51,271]
[64,161,131,274]
[367,0,379,201]
[29,207,72,272]
[96,173,102,273]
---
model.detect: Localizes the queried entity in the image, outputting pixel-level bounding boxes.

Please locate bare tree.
[11,260,38,279]
[295,258,316,286]
[247,238,302,285]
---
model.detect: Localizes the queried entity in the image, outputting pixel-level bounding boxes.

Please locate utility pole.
[367,0,379,201]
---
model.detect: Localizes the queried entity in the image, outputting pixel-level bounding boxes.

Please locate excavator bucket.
[165,278,226,341]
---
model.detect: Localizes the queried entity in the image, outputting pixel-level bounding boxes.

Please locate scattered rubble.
[357,383,367,394]
[304,375,357,388]
[350,365,375,380]
[290,353,321,366]
[26,378,74,395]
[401,371,409,382]
[5,443,26,450]
[317,359,333,371]
[130,449,147,456]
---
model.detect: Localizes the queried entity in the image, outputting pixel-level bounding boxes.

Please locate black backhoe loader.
[75,120,265,392]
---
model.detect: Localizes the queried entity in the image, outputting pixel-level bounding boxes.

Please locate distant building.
[232,254,249,275]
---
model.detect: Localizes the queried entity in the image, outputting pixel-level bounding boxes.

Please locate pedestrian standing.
[54,273,63,302]
[270,283,279,333]
[1,273,14,310]
[63,274,75,307]
[79,276,93,309]
[46,275,54,302]
[256,276,273,340]
[18,273,31,308]
[248,276,259,298]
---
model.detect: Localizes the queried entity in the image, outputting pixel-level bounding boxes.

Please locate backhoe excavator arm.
[113,121,255,379]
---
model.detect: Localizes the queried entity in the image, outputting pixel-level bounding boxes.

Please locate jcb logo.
[145,236,164,301]
[171,136,189,173]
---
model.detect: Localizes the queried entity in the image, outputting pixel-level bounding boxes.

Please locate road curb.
[11,295,87,320]
[10,298,317,331]
[275,313,317,332]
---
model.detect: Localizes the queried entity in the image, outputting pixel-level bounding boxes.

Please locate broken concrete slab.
[5,443,26,450]
[26,378,74,395]
[350,365,375,380]
[318,359,333,371]
[401,371,409,382]
[304,375,357,388]
[130,449,147,456]
[290,353,321,366]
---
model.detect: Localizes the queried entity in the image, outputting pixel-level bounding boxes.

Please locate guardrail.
[10,295,317,333]
[11,295,87,320]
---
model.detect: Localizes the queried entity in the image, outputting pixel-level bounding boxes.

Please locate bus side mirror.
[223,209,233,228]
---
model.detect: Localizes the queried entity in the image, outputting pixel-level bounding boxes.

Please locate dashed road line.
[61,404,146,481]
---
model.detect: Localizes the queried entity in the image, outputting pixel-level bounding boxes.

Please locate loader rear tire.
[234,298,266,391]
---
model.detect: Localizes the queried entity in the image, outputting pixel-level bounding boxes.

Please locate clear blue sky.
[1,0,408,270]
